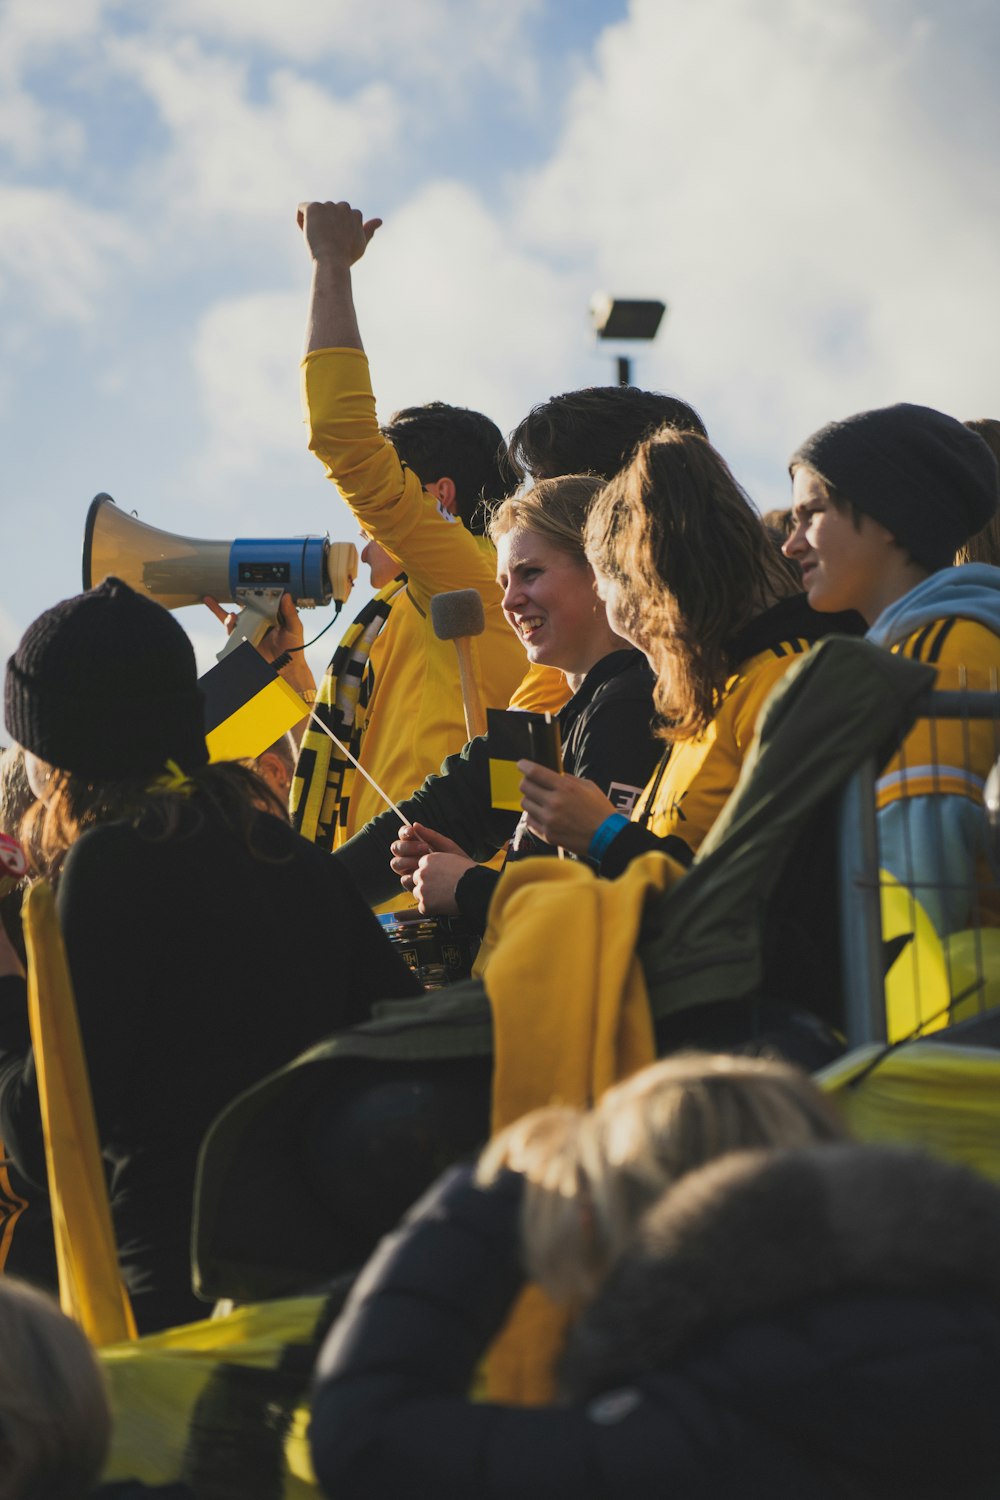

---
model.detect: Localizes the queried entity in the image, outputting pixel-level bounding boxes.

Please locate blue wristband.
[588,812,629,863]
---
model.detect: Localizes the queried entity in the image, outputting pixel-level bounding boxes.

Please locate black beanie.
[790,403,999,572]
[4,578,209,780]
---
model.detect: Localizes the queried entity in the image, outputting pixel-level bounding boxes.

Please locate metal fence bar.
[839,686,1000,1047]
[838,756,887,1048]
[916,691,1000,719]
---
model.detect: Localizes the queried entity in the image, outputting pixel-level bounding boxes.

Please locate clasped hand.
[390,822,476,917]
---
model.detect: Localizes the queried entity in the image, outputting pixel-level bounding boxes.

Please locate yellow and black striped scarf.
[290,576,406,850]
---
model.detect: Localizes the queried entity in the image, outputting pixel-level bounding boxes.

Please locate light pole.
[590,295,666,385]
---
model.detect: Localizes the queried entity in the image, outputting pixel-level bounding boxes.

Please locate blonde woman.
[342,475,661,930]
[309,1053,1000,1500]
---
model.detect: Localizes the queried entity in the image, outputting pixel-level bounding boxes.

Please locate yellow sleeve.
[508,662,572,713]
[642,650,800,854]
[880,618,1000,806]
[729,654,801,750]
[301,347,503,613]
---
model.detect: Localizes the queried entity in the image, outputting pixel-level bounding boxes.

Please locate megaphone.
[83,494,358,660]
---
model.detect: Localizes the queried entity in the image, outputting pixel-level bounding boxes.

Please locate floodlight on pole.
[590,294,667,386]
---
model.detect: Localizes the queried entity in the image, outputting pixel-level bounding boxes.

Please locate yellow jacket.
[869,581,1000,932]
[302,349,530,841]
[636,639,811,862]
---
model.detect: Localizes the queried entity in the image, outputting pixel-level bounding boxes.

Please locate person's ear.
[427,477,458,515]
[255,751,290,799]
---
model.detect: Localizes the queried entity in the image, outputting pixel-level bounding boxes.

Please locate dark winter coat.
[0,797,419,1332]
[334,649,659,923]
[310,1144,1000,1500]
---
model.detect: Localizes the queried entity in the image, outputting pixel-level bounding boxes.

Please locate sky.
[2,0,999,721]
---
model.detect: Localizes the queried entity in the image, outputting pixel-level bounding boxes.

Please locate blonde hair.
[0,1279,110,1499]
[488,474,606,564]
[478,1053,848,1304]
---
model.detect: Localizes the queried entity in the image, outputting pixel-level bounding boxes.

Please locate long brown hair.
[22,760,287,882]
[585,428,799,740]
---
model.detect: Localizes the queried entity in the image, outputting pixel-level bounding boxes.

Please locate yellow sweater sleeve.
[302,348,503,614]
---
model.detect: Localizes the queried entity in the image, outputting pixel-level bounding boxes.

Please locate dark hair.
[382,403,510,535]
[22,760,288,882]
[760,507,794,540]
[956,419,1000,565]
[507,386,708,484]
[586,428,799,740]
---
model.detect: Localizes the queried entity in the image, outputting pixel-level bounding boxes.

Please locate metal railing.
[838,689,1000,1048]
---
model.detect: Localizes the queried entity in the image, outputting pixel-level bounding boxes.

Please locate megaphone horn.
[83,494,357,660]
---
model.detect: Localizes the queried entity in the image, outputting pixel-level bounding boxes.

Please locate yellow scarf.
[481,849,685,1403]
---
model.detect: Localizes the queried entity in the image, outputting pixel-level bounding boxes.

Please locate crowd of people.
[0,196,999,1496]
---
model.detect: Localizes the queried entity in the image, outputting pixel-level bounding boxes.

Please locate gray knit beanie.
[790,403,999,571]
[4,577,208,779]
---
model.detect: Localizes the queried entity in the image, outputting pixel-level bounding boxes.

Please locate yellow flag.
[200,641,307,763]
[22,880,136,1346]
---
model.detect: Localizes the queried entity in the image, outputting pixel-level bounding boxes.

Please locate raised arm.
[297,200,382,355]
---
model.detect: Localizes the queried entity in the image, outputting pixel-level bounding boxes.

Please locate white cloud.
[191,290,304,477]
[0,0,107,165]
[0,0,108,65]
[104,34,401,232]
[0,87,84,167]
[0,603,22,665]
[159,0,542,81]
[0,185,140,323]
[352,181,587,430]
[189,179,585,503]
[514,0,1000,502]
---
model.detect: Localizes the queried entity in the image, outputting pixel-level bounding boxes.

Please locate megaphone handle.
[215,589,285,662]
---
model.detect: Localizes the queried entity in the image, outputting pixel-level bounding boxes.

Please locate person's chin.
[803,574,835,612]
[524,631,550,662]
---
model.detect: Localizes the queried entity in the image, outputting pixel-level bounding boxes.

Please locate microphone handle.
[452,636,487,740]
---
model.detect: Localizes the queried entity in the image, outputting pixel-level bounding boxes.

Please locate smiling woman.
[493,492,623,690]
[378,474,662,930]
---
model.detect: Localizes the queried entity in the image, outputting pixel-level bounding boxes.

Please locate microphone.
[431,589,488,740]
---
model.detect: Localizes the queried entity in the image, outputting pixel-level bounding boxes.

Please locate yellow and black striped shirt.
[635,633,812,862]
[881,616,1000,806]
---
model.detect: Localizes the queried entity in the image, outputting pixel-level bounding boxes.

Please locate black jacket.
[310,1145,1000,1500]
[335,649,659,926]
[0,799,418,1332]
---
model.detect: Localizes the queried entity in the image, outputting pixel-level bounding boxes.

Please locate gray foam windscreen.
[430,588,486,640]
